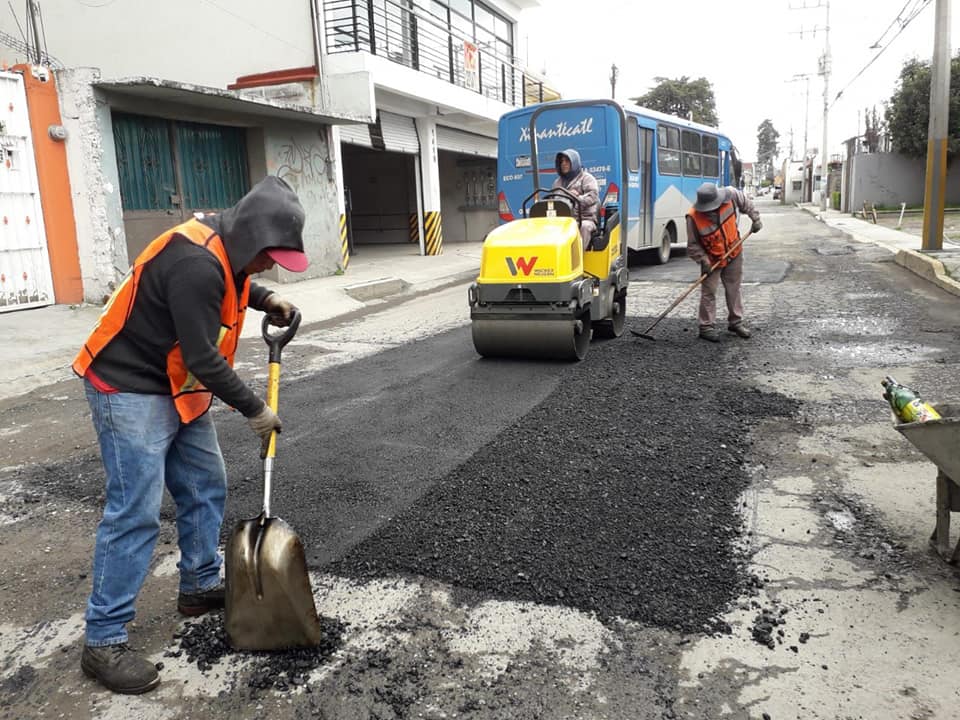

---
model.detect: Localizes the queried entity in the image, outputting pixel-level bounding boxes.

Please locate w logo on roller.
[505,256,538,276]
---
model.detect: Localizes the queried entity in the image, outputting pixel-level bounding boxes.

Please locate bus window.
[626,116,639,172]
[657,125,680,175]
[682,131,702,176]
[702,135,720,177]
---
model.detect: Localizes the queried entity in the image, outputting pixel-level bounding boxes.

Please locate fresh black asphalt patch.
[329,321,799,633]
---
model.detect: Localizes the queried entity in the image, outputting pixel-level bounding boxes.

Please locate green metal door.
[112,112,249,259]
[175,121,248,210]
[113,112,177,211]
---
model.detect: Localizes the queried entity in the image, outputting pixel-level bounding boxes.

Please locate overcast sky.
[519,0,952,164]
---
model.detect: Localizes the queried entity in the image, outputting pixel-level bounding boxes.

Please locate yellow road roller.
[468,185,628,361]
[468,99,631,361]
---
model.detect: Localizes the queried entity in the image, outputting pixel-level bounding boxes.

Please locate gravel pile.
[167,613,345,692]
[331,331,799,633]
[750,606,789,649]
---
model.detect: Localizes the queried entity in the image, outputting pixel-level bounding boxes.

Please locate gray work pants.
[698,252,744,328]
[579,220,597,251]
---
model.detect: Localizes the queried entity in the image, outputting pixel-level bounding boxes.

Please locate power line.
[7,1,26,46]
[0,27,62,66]
[831,0,933,107]
[869,0,918,48]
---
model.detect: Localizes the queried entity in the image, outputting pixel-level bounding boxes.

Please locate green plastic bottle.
[881,376,941,423]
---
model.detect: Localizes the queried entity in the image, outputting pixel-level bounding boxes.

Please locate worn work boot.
[728,323,752,339]
[81,643,160,695]
[177,582,225,617]
[698,326,721,343]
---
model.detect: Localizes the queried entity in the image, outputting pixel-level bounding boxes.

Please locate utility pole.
[26,0,42,65]
[610,64,618,100]
[818,0,831,212]
[789,1,831,211]
[922,0,951,252]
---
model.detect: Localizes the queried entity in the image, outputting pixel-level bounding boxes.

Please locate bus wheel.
[654,226,673,265]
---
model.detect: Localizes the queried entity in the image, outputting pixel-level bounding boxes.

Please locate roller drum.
[471,316,591,361]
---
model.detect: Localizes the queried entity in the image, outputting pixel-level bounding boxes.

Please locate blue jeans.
[83,380,227,647]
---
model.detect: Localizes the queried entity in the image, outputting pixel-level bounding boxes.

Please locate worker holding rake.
[685,182,762,342]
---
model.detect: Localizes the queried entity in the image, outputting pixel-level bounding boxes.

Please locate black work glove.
[262,293,298,327]
[700,260,713,276]
[751,220,763,234]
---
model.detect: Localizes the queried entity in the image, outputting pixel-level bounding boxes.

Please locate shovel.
[631,230,752,341]
[224,309,323,650]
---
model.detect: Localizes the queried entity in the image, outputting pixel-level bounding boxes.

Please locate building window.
[329,0,517,101]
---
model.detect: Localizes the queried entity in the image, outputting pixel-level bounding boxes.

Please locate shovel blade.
[224,515,323,650]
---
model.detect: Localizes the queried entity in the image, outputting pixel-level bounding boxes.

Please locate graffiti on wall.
[275,138,328,191]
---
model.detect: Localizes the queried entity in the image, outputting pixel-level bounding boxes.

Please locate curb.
[894,249,960,298]
[343,277,410,302]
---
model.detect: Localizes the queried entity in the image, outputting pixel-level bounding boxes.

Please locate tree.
[863,105,885,153]
[885,52,960,161]
[756,119,780,180]
[630,76,719,126]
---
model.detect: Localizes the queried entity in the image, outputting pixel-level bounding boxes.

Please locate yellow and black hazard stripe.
[409,213,420,244]
[339,213,350,271]
[423,211,443,256]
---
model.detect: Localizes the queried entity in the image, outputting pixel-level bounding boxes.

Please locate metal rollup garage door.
[436,126,497,158]
[337,123,373,148]
[378,111,420,154]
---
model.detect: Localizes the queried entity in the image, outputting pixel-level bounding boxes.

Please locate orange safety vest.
[687,200,742,267]
[72,219,249,424]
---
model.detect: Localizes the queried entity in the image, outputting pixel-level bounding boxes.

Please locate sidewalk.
[0,244,481,402]
[797,203,960,297]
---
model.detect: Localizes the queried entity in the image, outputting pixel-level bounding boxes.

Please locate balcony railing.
[324,0,550,107]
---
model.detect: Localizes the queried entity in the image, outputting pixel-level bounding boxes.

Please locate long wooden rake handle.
[632,230,753,340]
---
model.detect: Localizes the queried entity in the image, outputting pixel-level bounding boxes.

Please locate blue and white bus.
[496,99,742,264]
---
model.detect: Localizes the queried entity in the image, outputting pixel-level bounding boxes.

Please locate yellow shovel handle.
[265,361,280,459]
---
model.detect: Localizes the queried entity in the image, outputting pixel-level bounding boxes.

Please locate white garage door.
[378,111,420,154]
[338,123,373,148]
[436,126,497,158]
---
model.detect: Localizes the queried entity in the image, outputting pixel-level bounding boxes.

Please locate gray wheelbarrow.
[895,403,960,563]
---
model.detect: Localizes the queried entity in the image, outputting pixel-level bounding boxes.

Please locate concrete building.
[740,161,756,195]
[0,0,549,307]
[780,159,804,205]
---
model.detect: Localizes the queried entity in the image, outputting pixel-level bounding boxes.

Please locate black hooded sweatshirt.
[89,176,306,417]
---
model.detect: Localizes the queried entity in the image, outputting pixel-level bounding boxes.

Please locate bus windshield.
[497,103,620,221]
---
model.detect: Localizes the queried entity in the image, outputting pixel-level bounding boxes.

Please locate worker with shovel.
[71,176,309,694]
[685,182,762,342]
